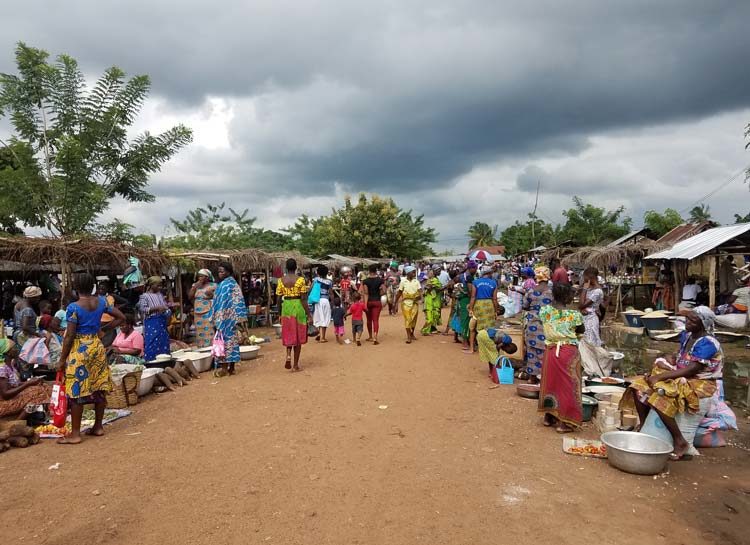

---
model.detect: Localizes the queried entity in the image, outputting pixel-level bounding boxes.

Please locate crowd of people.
[272,255,728,454]
[0,252,738,456]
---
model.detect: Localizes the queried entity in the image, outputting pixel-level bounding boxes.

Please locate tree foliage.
[734,212,750,224]
[498,197,631,255]
[467,222,499,249]
[285,194,436,259]
[0,42,192,236]
[164,202,291,251]
[643,208,683,238]
[688,204,712,223]
[561,197,631,246]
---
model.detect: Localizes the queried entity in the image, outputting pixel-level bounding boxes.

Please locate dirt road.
[2,310,748,545]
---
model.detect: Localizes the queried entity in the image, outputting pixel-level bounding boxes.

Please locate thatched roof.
[556,240,666,270]
[170,249,313,272]
[0,236,171,275]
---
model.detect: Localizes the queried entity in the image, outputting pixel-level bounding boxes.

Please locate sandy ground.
[1,309,748,545]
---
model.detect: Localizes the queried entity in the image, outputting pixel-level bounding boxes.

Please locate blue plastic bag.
[307,279,321,305]
[496,356,514,385]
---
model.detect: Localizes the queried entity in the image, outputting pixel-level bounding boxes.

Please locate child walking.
[347,292,367,346]
[331,297,346,344]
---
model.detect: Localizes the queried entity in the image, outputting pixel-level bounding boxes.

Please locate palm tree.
[734,212,750,224]
[467,222,499,249]
[689,204,712,223]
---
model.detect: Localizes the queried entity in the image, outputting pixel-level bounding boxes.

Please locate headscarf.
[23,286,42,298]
[197,269,214,282]
[466,260,478,270]
[146,276,162,288]
[534,266,551,283]
[0,338,15,358]
[432,264,443,273]
[521,266,535,278]
[390,261,399,269]
[404,265,416,275]
[692,306,716,334]
[481,265,493,275]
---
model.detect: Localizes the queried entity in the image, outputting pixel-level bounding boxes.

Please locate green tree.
[734,212,750,223]
[688,204,712,223]
[560,197,631,246]
[467,222,499,249]
[0,42,192,236]
[164,202,291,251]
[284,214,324,255]
[499,215,564,256]
[301,194,436,259]
[643,208,683,238]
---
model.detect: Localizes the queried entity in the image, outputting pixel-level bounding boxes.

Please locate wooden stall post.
[708,255,716,309]
[265,264,272,326]
[175,265,184,340]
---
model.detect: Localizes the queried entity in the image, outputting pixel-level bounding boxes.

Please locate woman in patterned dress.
[538,283,585,433]
[138,276,172,361]
[522,266,553,384]
[579,267,604,347]
[189,269,216,348]
[211,262,248,377]
[57,273,125,444]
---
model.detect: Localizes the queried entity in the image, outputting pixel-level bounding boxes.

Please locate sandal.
[555,425,574,434]
[285,357,292,370]
[214,369,228,378]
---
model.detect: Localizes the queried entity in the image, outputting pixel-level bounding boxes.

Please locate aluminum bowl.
[516,384,539,399]
[601,431,673,475]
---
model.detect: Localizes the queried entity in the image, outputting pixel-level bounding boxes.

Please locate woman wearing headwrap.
[522,266,553,383]
[476,328,517,379]
[626,306,722,459]
[138,276,173,361]
[0,339,50,418]
[394,266,422,343]
[449,261,478,349]
[189,269,216,348]
[385,262,401,316]
[13,285,43,347]
[211,262,248,376]
[420,268,443,335]
[467,265,501,353]
[578,267,604,347]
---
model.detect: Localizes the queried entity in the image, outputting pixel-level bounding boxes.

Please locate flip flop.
[555,426,574,434]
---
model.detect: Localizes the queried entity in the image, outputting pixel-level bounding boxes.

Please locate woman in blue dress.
[211,262,248,377]
[522,266,553,384]
[138,276,172,361]
[57,273,125,444]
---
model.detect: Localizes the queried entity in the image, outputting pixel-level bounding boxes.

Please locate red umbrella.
[469,250,494,262]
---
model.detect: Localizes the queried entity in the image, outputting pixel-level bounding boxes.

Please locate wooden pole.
[265,264,272,325]
[175,266,184,340]
[708,255,716,308]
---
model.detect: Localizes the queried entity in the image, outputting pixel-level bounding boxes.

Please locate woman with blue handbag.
[476,328,517,380]
[311,266,332,342]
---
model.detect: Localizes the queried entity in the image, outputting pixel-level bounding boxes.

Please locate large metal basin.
[601,431,673,475]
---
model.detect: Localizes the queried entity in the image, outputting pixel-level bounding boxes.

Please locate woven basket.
[107,370,141,409]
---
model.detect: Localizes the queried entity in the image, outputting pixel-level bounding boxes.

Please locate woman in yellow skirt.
[394,266,422,344]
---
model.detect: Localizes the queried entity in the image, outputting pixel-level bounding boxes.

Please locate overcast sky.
[3,1,750,251]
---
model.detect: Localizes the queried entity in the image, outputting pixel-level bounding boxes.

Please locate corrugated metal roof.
[607,229,646,248]
[656,222,713,246]
[646,223,750,260]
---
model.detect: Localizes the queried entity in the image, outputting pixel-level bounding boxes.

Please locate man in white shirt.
[680,277,702,309]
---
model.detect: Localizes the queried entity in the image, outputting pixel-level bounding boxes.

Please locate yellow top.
[276,276,307,297]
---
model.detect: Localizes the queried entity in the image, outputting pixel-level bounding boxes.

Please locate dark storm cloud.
[2,0,750,196]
